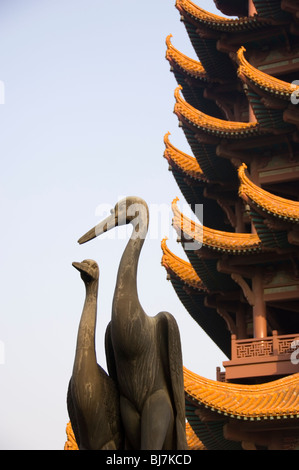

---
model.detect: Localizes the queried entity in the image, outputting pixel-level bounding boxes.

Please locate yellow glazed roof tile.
[161,237,206,290]
[172,197,263,253]
[165,34,212,81]
[238,163,299,221]
[186,421,206,450]
[64,417,207,450]
[184,366,299,419]
[163,132,206,181]
[64,422,78,450]
[175,0,273,31]
[64,420,205,450]
[236,46,299,99]
[174,86,260,137]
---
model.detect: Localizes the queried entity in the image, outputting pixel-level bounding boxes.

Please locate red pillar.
[252,268,268,338]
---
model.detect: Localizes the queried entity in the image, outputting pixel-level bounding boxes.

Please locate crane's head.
[78,196,149,245]
[72,259,99,283]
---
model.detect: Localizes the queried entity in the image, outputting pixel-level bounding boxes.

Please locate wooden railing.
[221,331,299,380]
[231,331,299,360]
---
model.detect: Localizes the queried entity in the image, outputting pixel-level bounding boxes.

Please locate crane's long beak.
[78,213,116,245]
[72,261,84,271]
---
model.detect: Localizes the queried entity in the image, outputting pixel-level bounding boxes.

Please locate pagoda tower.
[162,0,299,450]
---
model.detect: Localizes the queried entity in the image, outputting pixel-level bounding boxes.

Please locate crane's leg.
[120,395,141,450]
[141,389,174,450]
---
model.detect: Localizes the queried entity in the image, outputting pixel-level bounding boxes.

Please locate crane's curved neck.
[112,208,149,322]
[73,278,98,375]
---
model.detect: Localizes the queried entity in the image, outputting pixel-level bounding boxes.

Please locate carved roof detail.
[165,34,214,82]
[172,197,263,253]
[163,132,206,181]
[161,237,205,290]
[175,0,274,31]
[238,163,299,222]
[236,46,299,100]
[184,367,299,420]
[174,86,261,137]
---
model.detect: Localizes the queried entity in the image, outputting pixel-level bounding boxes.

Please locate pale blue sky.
[0,0,227,449]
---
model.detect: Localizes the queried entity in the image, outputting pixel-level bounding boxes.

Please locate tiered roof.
[164,132,206,182]
[238,163,299,249]
[235,46,299,132]
[177,127,236,183]
[166,34,212,83]
[184,366,299,449]
[172,197,263,254]
[163,133,239,230]
[184,366,299,420]
[64,0,299,452]
[176,0,280,31]
[236,46,299,102]
[176,0,292,67]
[161,236,204,290]
[161,237,231,357]
[238,163,299,223]
[174,85,262,138]
[162,0,299,449]
[163,132,212,214]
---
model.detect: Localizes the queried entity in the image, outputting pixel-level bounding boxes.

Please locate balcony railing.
[232,331,299,360]
[222,331,299,381]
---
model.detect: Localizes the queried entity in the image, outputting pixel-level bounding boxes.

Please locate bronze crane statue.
[78,196,187,450]
[67,259,123,450]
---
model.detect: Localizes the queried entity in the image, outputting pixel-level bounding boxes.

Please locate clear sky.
[0,0,228,449]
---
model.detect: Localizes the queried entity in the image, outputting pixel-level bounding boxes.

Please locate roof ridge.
[161,237,205,290]
[175,0,273,28]
[236,46,299,99]
[174,86,261,136]
[184,366,299,418]
[171,197,263,252]
[165,34,212,81]
[163,132,205,180]
[184,365,299,392]
[238,162,299,220]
